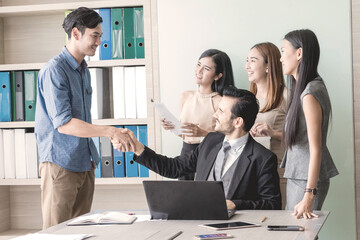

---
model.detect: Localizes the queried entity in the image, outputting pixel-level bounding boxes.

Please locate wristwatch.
[304,188,318,195]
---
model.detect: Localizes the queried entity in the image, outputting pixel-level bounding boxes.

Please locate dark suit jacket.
[134,132,281,210]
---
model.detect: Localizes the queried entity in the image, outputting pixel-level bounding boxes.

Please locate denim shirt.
[35,47,99,172]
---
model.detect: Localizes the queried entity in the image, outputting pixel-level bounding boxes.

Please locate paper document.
[153,102,189,136]
[11,233,94,240]
[67,211,137,226]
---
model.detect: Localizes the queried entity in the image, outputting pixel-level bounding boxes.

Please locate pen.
[167,231,183,240]
[260,216,267,223]
[268,225,305,231]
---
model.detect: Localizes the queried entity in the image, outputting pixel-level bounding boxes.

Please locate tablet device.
[200,221,260,230]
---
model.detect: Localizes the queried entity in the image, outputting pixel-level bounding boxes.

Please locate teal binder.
[123,8,135,59]
[0,72,11,122]
[134,7,145,59]
[111,8,124,59]
[24,71,36,121]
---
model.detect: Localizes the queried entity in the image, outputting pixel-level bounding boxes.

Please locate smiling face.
[194,56,221,88]
[280,39,301,78]
[75,23,102,57]
[245,47,268,84]
[213,96,237,135]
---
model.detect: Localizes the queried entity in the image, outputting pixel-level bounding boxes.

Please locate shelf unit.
[0,0,160,236]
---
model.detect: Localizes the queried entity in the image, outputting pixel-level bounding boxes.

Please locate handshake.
[110,128,145,155]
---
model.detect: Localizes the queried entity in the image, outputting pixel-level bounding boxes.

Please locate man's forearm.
[57,118,115,138]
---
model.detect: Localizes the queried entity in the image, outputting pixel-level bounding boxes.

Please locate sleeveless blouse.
[180,90,221,144]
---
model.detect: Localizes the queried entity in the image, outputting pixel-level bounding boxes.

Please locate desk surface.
[42,210,329,240]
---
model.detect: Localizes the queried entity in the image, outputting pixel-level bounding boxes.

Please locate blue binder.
[138,125,149,177]
[113,126,125,177]
[125,125,138,177]
[0,72,11,122]
[92,137,101,178]
[99,8,112,60]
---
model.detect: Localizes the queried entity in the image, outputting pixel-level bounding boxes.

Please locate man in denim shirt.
[35,7,135,229]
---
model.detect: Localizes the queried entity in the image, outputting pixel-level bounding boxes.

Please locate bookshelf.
[0,0,160,236]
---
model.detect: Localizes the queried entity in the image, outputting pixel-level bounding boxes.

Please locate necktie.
[214,141,231,180]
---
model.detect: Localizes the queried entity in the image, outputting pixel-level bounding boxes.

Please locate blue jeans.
[285,178,330,210]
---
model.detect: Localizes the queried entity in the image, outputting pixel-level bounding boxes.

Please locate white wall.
[157,0,355,239]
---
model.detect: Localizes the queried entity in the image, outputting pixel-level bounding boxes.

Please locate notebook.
[143,180,235,220]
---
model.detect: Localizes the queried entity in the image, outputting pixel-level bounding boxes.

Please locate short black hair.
[222,86,259,132]
[63,7,103,39]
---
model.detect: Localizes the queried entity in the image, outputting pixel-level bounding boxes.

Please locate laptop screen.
[143,180,232,220]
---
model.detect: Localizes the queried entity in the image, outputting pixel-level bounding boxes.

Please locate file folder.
[124,125,138,177]
[135,66,147,118]
[123,8,135,59]
[124,67,136,118]
[100,136,114,177]
[24,71,37,121]
[10,72,16,121]
[25,132,38,179]
[99,8,112,60]
[138,125,149,177]
[0,72,11,122]
[111,8,124,59]
[112,67,125,119]
[3,129,15,179]
[113,126,125,177]
[13,71,25,121]
[134,7,145,59]
[89,68,103,120]
[15,129,27,179]
[0,129,4,179]
[92,137,101,178]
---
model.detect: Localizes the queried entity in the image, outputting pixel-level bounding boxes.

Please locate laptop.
[142,180,235,220]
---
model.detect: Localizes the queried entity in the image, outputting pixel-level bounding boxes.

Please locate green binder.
[111,8,124,59]
[134,7,144,59]
[24,71,37,121]
[123,8,135,59]
[10,71,16,121]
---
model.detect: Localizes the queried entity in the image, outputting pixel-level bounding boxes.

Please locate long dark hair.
[249,42,285,113]
[283,29,320,149]
[199,49,234,95]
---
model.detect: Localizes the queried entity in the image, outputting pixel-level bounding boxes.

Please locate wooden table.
[41,210,329,240]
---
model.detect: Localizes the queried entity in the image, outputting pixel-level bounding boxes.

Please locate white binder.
[89,68,104,120]
[3,129,15,179]
[112,67,125,119]
[135,66,147,118]
[124,67,137,118]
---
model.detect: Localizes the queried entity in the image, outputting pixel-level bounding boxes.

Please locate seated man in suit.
[115,87,281,210]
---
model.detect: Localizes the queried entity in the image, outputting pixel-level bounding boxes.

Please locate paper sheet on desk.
[10,233,94,240]
[153,103,189,136]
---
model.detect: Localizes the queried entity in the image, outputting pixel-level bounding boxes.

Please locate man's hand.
[110,128,136,152]
[111,128,145,155]
[226,200,236,210]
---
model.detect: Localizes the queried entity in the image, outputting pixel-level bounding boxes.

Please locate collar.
[224,133,249,153]
[61,46,88,71]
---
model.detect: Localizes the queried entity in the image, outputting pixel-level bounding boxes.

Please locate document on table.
[10,233,94,240]
[152,102,189,136]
